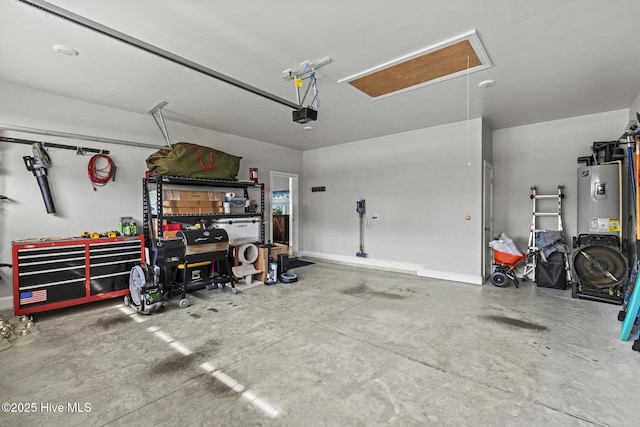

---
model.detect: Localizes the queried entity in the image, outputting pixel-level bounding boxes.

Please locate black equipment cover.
[536,252,567,289]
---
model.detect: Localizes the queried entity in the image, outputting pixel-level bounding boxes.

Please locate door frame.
[482,160,494,280]
[269,171,299,256]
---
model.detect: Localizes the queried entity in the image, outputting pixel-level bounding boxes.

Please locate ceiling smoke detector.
[478,79,496,88]
[52,44,79,56]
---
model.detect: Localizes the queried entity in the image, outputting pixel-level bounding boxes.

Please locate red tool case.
[12,235,144,315]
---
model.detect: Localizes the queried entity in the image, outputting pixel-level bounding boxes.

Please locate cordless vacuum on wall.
[356,199,367,257]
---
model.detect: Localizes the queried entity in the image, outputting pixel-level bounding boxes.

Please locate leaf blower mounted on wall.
[23,142,56,214]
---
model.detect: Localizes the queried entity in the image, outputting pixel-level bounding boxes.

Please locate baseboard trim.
[0,296,13,311]
[417,269,484,285]
[299,251,483,285]
[300,251,421,275]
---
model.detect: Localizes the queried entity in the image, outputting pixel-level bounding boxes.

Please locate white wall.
[3,81,636,303]
[0,83,302,304]
[301,119,485,283]
[631,92,640,122]
[492,109,629,252]
[271,175,289,193]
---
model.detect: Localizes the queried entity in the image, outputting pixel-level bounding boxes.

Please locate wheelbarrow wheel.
[490,271,509,288]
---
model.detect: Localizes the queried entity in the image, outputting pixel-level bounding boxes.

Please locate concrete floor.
[1,260,639,426]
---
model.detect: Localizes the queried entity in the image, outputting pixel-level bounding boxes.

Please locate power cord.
[87,153,116,191]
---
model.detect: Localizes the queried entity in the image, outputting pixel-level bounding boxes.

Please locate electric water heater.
[576,163,621,236]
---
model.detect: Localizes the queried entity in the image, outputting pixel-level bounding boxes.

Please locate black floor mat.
[288,260,315,269]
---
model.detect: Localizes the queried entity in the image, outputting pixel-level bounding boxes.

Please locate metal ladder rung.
[534,212,560,217]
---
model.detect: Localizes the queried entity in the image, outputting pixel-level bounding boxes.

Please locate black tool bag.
[536,251,567,289]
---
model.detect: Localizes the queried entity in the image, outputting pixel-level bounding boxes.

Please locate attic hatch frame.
[338,29,492,100]
[17,0,301,111]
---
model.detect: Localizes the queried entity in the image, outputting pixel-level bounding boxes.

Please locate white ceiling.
[1,0,639,151]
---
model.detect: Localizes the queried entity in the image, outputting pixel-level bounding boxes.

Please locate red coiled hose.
[87,154,115,191]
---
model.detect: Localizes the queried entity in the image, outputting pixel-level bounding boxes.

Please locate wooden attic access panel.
[348,40,482,98]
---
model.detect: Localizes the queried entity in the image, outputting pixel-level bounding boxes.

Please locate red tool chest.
[12,236,145,315]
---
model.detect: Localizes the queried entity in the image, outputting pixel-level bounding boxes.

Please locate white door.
[483,161,494,280]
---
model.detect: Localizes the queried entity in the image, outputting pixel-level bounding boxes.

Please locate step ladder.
[523,186,572,283]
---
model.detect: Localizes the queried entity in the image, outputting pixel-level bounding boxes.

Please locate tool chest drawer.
[89,240,144,295]
[12,236,145,315]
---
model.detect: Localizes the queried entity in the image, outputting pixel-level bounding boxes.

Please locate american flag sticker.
[20,289,47,305]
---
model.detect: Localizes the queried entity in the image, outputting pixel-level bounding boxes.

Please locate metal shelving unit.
[142,175,265,244]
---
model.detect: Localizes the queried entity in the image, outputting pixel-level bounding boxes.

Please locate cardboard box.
[152,219,181,239]
[151,190,227,214]
[163,207,203,215]
[254,246,270,282]
[163,200,190,208]
[159,190,180,200]
[156,189,204,201]
[178,190,211,201]
[253,243,289,282]
[164,200,224,208]
[209,191,227,202]
[200,206,226,214]
[271,243,289,259]
[156,190,224,201]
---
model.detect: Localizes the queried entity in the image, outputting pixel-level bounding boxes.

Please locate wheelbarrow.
[490,250,528,288]
[490,238,563,288]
